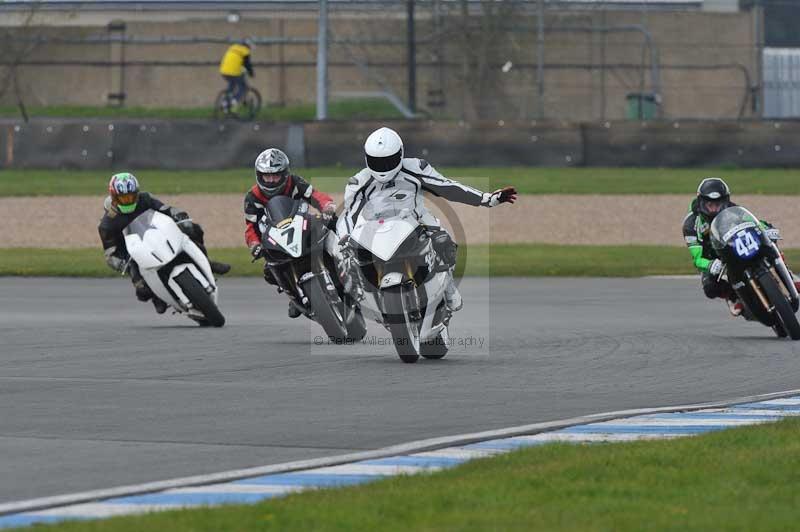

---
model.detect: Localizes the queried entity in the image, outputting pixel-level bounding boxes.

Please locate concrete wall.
[2,118,798,170]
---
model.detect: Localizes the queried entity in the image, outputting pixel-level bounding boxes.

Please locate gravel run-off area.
[2,194,799,248]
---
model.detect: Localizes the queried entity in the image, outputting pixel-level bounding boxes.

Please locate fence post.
[407,0,417,114]
[107,20,126,107]
[316,0,328,121]
[536,0,545,120]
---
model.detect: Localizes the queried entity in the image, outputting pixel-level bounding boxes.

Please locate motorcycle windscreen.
[267,195,299,222]
[123,210,182,269]
[350,218,418,262]
[709,206,759,253]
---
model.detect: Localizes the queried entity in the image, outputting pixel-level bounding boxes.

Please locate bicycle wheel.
[240,88,262,121]
[213,90,230,120]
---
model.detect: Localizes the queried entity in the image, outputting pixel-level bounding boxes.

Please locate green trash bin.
[626,92,658,120]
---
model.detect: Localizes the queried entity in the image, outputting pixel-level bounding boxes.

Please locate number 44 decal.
[734,230,759,257]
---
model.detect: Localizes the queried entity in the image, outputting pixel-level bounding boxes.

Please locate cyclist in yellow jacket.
[219,39,255,109]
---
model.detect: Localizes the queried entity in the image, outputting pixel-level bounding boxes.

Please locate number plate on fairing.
[731,228,761,259]
[267,215,304,257]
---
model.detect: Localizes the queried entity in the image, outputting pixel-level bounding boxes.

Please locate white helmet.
[364,127,403,183]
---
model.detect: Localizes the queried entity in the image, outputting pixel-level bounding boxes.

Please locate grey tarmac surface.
[1,276,799,503]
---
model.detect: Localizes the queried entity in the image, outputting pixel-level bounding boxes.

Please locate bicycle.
[213,82,262,121]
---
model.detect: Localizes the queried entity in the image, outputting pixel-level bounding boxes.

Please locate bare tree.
[454,0,521,120]
[0,2,47,122]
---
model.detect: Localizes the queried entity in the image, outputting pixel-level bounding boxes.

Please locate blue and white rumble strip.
[2,394,799,529]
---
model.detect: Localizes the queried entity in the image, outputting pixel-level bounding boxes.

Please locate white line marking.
[33,503,180,518]
[309,464,437,476]
[587,418,773,427]
[167,485,303,495]
[413,448,503,460]
[721,409,800,416]
[516,433,686,442]
[746,398,800,406]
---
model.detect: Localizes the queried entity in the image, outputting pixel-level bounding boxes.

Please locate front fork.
[744,262,799,317]
[766,241,800,309]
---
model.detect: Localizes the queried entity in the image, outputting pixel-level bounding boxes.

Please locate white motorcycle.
[123,210,225,327]
[341,207,451,363]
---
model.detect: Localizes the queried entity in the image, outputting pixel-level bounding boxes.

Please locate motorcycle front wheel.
[303,275,348,342]
[174,270,225,327]
[420,333,448,359]
[758,272,800,340]
[383,285,421,363]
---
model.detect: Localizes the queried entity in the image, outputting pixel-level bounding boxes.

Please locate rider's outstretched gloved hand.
[482,186,518,207]
[709,258,724,276]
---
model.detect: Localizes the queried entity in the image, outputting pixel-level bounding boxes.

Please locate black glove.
[323,213,338,231]
[172,211,191,226]
[250,244,264,259]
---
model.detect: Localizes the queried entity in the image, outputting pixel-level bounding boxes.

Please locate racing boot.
[210,261,231,275]
[444,272,463,312]
[727,298,743,317]
[288,302,302,319]
[135,282,153,302]
[152,297,168,315]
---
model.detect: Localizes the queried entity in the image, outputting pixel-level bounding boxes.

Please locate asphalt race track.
[2,276,799,503]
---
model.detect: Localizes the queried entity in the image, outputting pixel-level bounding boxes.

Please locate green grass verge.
[0,98,403,122]
[20,417,800,531]
[2,167,799,197]
[4,245,800,278]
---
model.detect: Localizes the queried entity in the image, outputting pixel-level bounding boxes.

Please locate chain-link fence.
[0,1,792,122]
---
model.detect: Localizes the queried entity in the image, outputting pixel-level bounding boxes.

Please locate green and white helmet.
[108,172,140,214]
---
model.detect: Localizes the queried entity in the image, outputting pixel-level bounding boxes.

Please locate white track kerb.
[2,389,800,529]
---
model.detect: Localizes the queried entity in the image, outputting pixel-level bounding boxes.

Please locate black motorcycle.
[710,206,800,339]
[256,196,367,343]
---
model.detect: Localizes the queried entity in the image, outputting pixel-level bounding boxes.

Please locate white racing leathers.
[337,158,490,309]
